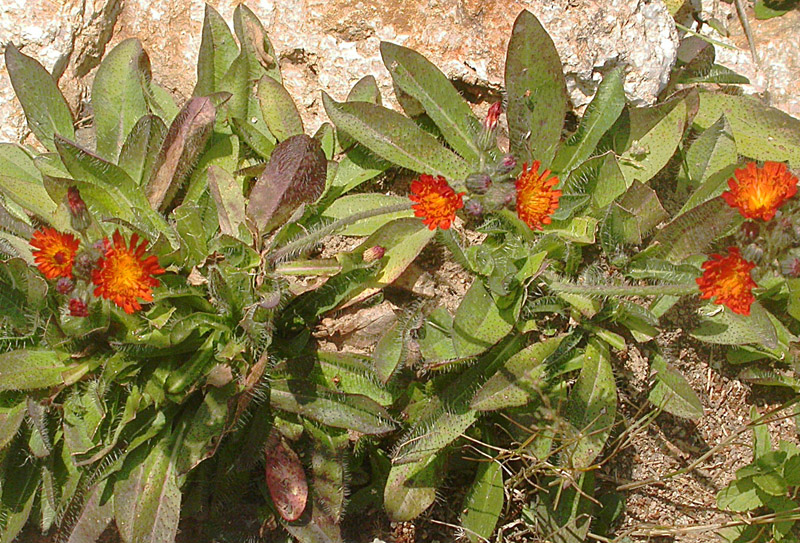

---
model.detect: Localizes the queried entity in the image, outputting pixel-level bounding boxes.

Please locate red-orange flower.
[721,161,798,221]
[409,174,464,230]
[92,230,164,314]
[515,161,561,230]
[696,247,757,316]
[30,228,80,279]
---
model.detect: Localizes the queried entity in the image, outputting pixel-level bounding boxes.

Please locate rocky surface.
[0,0,680,145]
[697,3,800,119]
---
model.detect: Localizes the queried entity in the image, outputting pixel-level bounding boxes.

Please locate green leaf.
[461,461,504,543]
[257,75,304,142]
[0,143,68,230]
[564,339,617,469]
[754,0,793,19]
[0,441,39,543]
[619,99,687,184]
[315,350,393,406]
[607,181,668,244]
[269,379,395,434]
[194,4,239,96]
[505,10,568,167]
[680,114,737,213]
[694,92,800,168]
[322,93,470,183]
[552,67,625,175]
[384,454,443,522]
[0,403,25,451]
[118,115,168,186]
[525,474,595,543]
[692,302,778,347]
[372,320,408,385]
[0,350,71,391]
[329,148,388,194]
[232,3,280,83]
[648,353,704,420]
[207,165,248,242]
[322,194,413,236]
[417,307,458,362]
[347,218,436,303]
[347,75,382,104]
[452,280,518,358]
[115,436,181,543]
[230,116,276,160]
[381,42,481,164]
[471,336,563,411]
[92,39,151,162]
[4,43,74,151]
[649,197,739,262]
[176,385,233,474]
[61,480,114,543]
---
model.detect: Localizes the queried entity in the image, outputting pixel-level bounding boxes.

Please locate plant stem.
[549,281,698,297]
[268,202,412,263]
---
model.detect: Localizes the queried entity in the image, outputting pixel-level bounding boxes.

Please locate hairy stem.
[268,202,412,263]
[549,281,698,297]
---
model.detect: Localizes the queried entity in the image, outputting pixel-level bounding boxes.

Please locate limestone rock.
[697,3,800,119]
[1,0,681,144]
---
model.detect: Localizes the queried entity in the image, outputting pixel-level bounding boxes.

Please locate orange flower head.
[696,247,757,316]
[30,228,80,279]
[721,161,798,221]
[515,161,561,230]
[409,174,464,230]
[92,230,164,314]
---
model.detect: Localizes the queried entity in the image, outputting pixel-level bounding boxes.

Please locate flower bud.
[56,277,74,295]
[496,154,517,176]
[740,221,760,241]
[464,199,484,217]
[67,186,91,232]
[483,102,502,132]
[465,173,493,195]
[741,243,764,263]
[73,252,98,280]
[68,298,89,317]
[781,257,800,278]
[362,245,386,263]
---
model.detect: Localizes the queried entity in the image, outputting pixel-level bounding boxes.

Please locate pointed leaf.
[322,194,413,236]
[322,93,470,183]
[194,4,239,96]
[118,115,168,186]
[552,67,625,174]
[565,339,617,469]
[452,280,517,358]
[381,42,481,164]
[680,114,737,212]
[694,92,800,168]
[92,39,152,161]
[347,75,382,105]
[269,379,395,434]
[247,134,327,234]
[4,43,74,150]
[471,336,563,411]
[648,353,704,420]
[257,75,304,141]
[692,302,778,347]
[207,165,247,241]
[232,4,280,83]
[115,436,181,543]
[461,461,504,543]
[384,455,443,522]
[176,385,232,474]
[63,481,114,543]
[650,197,739,262]
[619,99,687,184]
[0,143,67,229]
[0,350,70,391]
[230,116,276,159]
[505,10,568,167]
[146,96,216,211]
